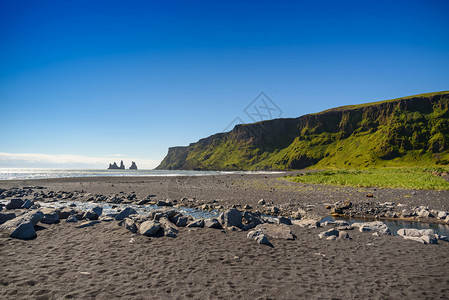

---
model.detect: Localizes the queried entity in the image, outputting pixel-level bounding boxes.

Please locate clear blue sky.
[1,0,448,168]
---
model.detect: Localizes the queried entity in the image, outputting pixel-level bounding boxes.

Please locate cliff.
[156,91,449,170]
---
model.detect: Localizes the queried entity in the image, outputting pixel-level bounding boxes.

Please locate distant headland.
[108,160,138,170]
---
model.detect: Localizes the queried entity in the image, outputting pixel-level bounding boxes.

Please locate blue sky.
[1,0,448,169]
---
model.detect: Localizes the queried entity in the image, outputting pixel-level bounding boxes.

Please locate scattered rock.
[21,199,34,209]
[6,199,24,210]
[339,231,350,240]
[277,216,292,226]
[187,219,204,228]
[247,230,272,247]
[66,215,79,223]
[318,228,339,239]
[258,199,266,205]
[219,208,242,228]
[115,207,137,220]
[397,228,438,244]
[255,223,295,240]
[9,222,36,240]
[124,218,138,233]
[40,208,60,224]
[292,219,320,228]
[355,221,391,235]
[139,220,161,236]
[204,218,222,229]
[0,212,16,225]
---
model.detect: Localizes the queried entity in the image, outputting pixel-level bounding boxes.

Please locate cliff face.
[156,91,449,170]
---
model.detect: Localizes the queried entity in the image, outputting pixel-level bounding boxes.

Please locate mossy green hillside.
[156,91,449,170]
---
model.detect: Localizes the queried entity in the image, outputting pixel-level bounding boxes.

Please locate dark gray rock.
[139,220,161,236]
[9,222,36,240]
[0,212,16,225]
[115,207,137,220]
[219,208,242,228]
[258,199,266,205]
[21,199,34,209]
[277,216,292,226]
[204,218,222,229]
[40,208,60,224]
[124,218,138,233]
[242,211,264,226]
[6,199,24,209]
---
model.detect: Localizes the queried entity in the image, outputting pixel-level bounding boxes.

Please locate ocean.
[0,168,281,180]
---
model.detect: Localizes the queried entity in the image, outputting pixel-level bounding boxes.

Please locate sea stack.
[119,160,125,169]
[108,162,120,169]
[129,161,138,170]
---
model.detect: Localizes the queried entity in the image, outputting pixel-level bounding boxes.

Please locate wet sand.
[1,174,449,299]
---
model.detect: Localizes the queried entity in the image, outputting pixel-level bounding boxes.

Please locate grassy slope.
[157,91,449,170]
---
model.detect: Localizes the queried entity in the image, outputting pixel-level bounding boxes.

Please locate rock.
[0,206,2,212]
[247,230,272,247]
[318,228,339,239]
[59,208,76,219]
[124,218,138,233]
[258,199,266,205]
[291,211,302,219]
[99,216,114,222]
[437,211,448,219]
[357,221,391,235]
[0,212,16,224]
[339,231,350,239]
[139,221,161,236]
[417,208,433,218]
[40,208,60,224]
[83,210,99,220]
[277,216,292,225]
[6,199,24,209]
[21,199,34,209]
[187,219,204,228]
[129,161,138,170]
[292,219,320,228]
[75,220,100,228]
[243,204,252,210]
[326,235,337,240]
[271,206,280,214]
[219,209,242,228]
[9,222,36,240]
[242,211,264,226]
[255,223,295,240]
[397,228,438,244]
[115,207,137,220]
[204,218,222,229]
[169,214,188,227]
[66,215,79,223]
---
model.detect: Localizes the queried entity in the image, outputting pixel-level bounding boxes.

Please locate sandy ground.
[1,174,449,299]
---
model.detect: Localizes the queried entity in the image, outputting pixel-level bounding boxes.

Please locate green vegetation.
[285,168,449,190]
[157,91,449,171]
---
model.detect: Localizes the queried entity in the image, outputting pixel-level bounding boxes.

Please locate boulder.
[318,228,339,239]
[277,216,292,226]
[204,218,222,229]
[40,208,60,224]
[417,208,433,218]
[59,208,76,219]
[247,230,272,247]
[356,221,391,235]
[21,199,34,209]
[187,219,204,228]
[9,222,36,240]
[292,219,320,228]
[6,199,24,209]
[437,211,448,219]
[115,207,137,220]
[242,211,264,226]
[255,224,295,240]
[169,214,188,227]
[397,228,438,244]
[258,199,266,205]
[139,220,161,236]
[0,212,16,224]
[124,218,138,233]
[219,208,242,228]
[339,231,350,240]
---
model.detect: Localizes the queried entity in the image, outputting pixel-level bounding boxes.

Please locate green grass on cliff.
[285,167,449,190]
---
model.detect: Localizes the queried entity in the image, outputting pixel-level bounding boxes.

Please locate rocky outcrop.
[156,91,449,170]
[108,160,126,170]
[129,161,138,170]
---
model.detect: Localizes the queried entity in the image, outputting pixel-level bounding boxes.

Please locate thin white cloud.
[0,152,159,169]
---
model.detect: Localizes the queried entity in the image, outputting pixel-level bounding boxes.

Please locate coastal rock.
[158,218,179,238]
[9,222,36,240]
[255,223,295,240]
[129,161,138,170]
[40,208,60,224]
[258,199,266,205]
[115,207,138,220]
[277,216,292,225]
[139,220,161,236]
[6,199,24,210]
[0,212,16,224]
[339,231,350,240]
[169,214,188,227]
[219,208,242,228]
[124,218,138,233]
[292,219,320,228]
[437,211,448,219]
[318,228,339,239]
[21,199,34,209]
[247,230,272,247]
[356,221,391,235]
[187,219,204,228]
[204,218,222,229]
[397,228,438,244]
